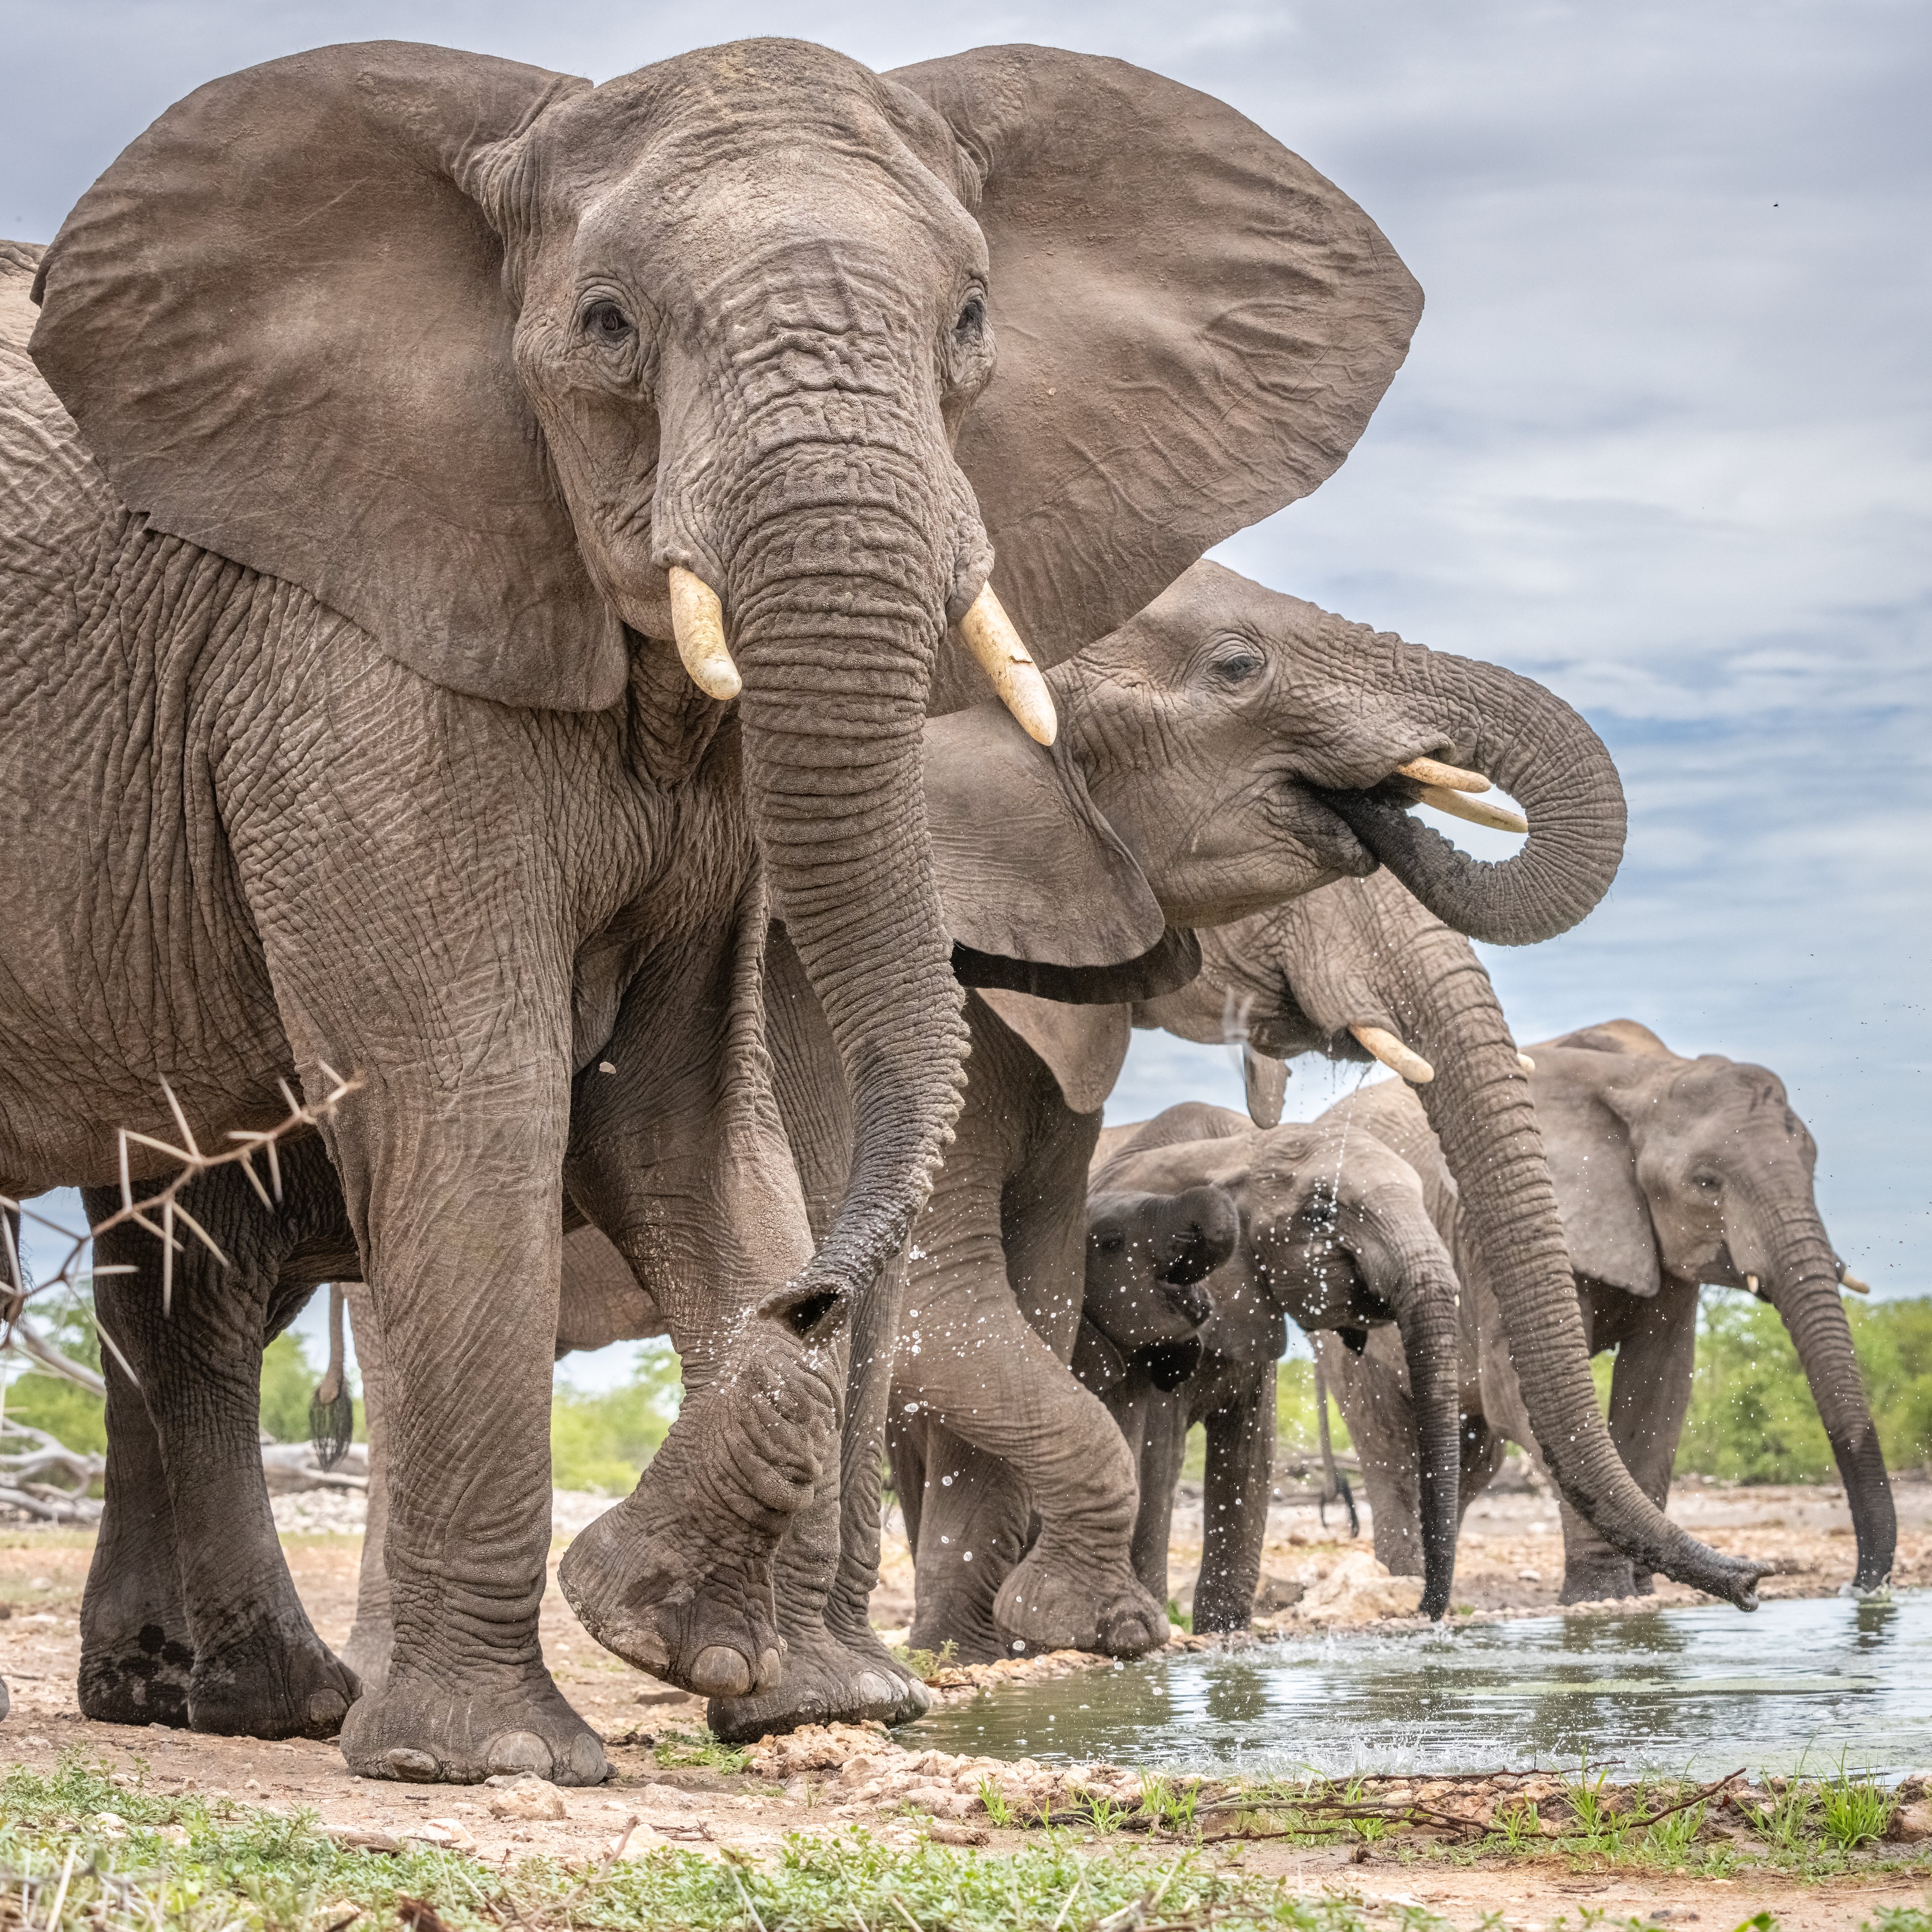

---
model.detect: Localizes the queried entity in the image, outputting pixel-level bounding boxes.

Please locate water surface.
[900,1595,1930,1779]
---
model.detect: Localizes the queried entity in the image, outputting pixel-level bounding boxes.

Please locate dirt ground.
[1,1477,1927,1930]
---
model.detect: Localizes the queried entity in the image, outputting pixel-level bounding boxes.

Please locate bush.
[550,1339,683,1493]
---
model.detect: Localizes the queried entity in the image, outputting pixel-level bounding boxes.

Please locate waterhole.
[900,1595,1929,1779]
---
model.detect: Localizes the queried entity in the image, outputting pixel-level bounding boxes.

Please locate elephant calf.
[1078,1103,1465,1627]
[1316,1019,1895,1602]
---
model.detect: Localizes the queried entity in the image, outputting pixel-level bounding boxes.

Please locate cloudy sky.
[7,2,1927,1374]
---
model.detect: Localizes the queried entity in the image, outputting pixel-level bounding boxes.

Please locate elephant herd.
[0,36,1887,1789]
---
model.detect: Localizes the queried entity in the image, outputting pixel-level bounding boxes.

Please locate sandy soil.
[0,1477,1926,1930]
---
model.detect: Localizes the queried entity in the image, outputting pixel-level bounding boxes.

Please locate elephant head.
[1095,1109,1465,1619]
[922,560,1630,1016]
[1531,1022,1894,1591]
[28,41,1418,1342]
[1138,870,1770,1609]
[1081,1180,1240,1383]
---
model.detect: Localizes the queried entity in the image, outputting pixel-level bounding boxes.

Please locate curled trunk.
[1751,1192,1895,1591]
[1320,652,1626,947]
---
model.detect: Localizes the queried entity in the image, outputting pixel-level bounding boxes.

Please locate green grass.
[0,1754,1408,1932]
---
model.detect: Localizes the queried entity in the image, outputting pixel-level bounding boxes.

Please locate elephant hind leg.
[83,1152,360,1739]
[79,1344,193,1727]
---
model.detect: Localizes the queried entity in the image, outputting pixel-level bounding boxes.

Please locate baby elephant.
[1078,1103,1463,1627]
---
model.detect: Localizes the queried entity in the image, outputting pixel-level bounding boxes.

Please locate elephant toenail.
[757,1647,784,1686]
[485,1732,554,1778]
[690,1645,752,1697]
[905,1678,933,1715]
[306,1688,349,1730]
[854,1671,897,1706]
[384,1748,442,1782]
[568,1733,610,1783]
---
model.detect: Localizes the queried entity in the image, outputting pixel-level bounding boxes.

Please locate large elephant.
[1317,1020,1895,1601]
[1079,1102,1465,1625]
[0,39,1421,1782]
[1137,871,1769,1608]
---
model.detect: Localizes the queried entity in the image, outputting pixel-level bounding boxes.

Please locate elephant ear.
[28,44,627,711]
[890,46,1421,686]
[977,990,1131,1115]
[1072,1316,1128,1397]
[926,702,1200,1004]
[1531,1060,1662,1300]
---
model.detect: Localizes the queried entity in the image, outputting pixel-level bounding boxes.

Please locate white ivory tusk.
[667,567,742,702]
[1841,1269,1872,1295]
[1350,1023,1435,1085]
[1396,755,1490,794]
[959,584,1057,747]
[1415,783,1529,836]
[1517,1053,1537,1074]
[1746,1273,1761,1295]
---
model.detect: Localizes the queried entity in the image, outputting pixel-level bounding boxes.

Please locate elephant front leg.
[1559,1278,1700,1602]
[330,1097,603,1785]
[1193,1379,1275,1633]
[555,912,857,1715]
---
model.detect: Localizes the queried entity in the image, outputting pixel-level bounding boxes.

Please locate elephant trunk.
[1389,927,1764,1607]
[1321,649,1627,947]
[1747,1188,1895,1591]
[1370,1232,1462,1620]
[727,477,971,1335]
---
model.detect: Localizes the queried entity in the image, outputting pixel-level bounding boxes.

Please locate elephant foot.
[558,1310,838,1701]
[557,1494,786,1702]
[1559,1556,1639,1604]
[186,1622,361,1739]
[993,1547,1169,1658]
[707,1622,930,1744]
[340,1668,608,1785]
[339,1613,394,1700]
[79,1621,195,1728]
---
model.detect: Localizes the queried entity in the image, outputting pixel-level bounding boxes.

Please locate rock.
[635,1782,704,1811]
[488,1776,567,1822]
[403,1819,476,1852]
[323,1826,400,1854]
[1888,1800,1932,1843]
[1299,1551,1425,1624]
[927,1821,990,1845]
[1253,1572,1306,1613]
[88,1812,129,1839]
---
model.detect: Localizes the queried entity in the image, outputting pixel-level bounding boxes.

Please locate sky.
[6,1,1927,1386]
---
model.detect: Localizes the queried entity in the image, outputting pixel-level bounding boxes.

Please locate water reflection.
[901,1595,1931,1779]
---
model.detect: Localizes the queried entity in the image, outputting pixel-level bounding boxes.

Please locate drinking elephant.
[876,579,1774,1667]
[1078,1103,1465,1625]
[1316,1020,1894,1601]
[2,38,1419,1780]
[1135,872,1770,1610]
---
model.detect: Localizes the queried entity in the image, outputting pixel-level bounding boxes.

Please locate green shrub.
[1593,1291,1932,1482]
[550,1339,683,1493]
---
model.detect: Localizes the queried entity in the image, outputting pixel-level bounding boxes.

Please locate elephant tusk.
[1397,755,1491,794]
[960,584,1057,747]
[1517,1053,1537,1074]
[1841,1268,1872,1295]
[1350,1023,1434,1085]
[667,567,742,702]
[1414,783,1529,836]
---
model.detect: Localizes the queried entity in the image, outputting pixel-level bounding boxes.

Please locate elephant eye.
[584,300,633,344]
[1209,643,1266,687]
[954,295,986,341]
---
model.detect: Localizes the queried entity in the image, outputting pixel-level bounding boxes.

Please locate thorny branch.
[0,1066,362,1389]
